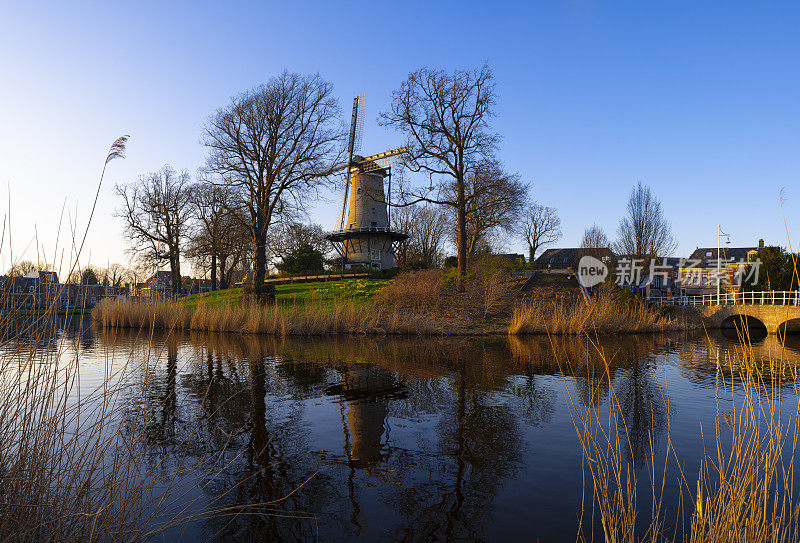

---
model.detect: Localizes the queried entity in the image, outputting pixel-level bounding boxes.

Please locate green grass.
[173,278,392,309]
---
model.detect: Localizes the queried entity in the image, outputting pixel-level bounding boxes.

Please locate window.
[370,221,377,227]
[563,257,568,263]
[705,251,712,257]
[371,208,375,215]
[549,257,554,263]
[370,249,381,261]
[357,188,362,194]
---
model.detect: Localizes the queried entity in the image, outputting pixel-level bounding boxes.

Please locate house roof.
[534,247,615,266]
[535,248,581,264]
[687,247,758,264]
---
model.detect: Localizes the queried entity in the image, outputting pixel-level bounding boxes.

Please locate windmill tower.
[326,96,408,271]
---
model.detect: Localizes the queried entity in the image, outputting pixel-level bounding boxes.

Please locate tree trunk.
[219,256,227,290]
[529,245,535,264]
[211,252,217,291]
[253,239,266,289]
[170,253,182,298]
[456,181,467,292]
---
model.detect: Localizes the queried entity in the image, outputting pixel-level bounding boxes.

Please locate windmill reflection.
[328,363,406,469]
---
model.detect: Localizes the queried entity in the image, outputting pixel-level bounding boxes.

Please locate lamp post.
[717,225,730,302]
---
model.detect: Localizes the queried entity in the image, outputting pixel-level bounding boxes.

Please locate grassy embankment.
[95,268,697,336]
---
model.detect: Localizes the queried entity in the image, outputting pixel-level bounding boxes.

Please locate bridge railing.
[651,291,800,307]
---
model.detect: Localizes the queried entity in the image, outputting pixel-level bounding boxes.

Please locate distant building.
[678,240,763,295]
[533,248,615,270]
[0,271,127,311]
[137,271,212,302]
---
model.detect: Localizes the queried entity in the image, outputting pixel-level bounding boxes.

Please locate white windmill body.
[326,97,408,270]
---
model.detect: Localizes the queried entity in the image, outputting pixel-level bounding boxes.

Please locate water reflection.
[21,322,800,541]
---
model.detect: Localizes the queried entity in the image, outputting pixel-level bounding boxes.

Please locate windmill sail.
[339,95,364,229]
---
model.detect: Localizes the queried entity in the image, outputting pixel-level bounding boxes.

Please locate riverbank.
[93,270,701,336]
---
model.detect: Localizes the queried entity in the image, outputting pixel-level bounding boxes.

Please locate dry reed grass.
[94,297,440,335]
[0,138,309,541]
[568,322,800,542]
[509,289,692,335]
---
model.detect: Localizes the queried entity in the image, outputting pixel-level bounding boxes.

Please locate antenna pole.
[387,167,391,226]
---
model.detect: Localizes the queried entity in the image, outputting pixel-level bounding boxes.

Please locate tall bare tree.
[580,224,610,249]
[203,72,343,300]
[521,204,562,262]
[614,182,677,259]
[116,165,191,297]
[380,63,498,290]
[6,260,39,277]
[392,204,449,268]
[188,183,232,290]
[447,161,527,257]
[99,263,131,286]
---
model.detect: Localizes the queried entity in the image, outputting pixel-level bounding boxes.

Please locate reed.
[568,323,800,542]
[509,289,692,335]
[93,297,440,335]
[0,138,306,541]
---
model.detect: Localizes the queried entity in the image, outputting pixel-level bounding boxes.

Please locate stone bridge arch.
[701,305,800,335]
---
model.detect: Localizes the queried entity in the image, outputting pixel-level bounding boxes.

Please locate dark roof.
[687,247,758,264]
[534,247,615,267]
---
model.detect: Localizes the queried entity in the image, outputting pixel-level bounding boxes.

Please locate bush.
[444,256,458,268]
[276,242,325,276]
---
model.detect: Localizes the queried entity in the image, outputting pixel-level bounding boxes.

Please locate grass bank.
[173,277,391,308]
[98,271,699,336]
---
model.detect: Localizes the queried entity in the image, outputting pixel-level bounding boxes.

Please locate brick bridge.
[653,291,800,335]
[700,305,800,334]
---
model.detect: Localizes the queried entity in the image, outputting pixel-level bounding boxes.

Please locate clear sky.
[2,1,799,274]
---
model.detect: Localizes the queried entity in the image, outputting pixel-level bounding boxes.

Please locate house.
[138,271,213,302]
[678,239,763,295]
[0,271,127,311]
[533,248,616,271]
[636,257,683,298]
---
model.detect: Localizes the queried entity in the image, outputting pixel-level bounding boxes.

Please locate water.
[8,317,800,542]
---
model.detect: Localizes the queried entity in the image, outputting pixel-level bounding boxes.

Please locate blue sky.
[2,1,800,273]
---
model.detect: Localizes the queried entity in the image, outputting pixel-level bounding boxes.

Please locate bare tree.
[580,225,610,249]
[392,204,449,268]
[6,260,39,277]
[380,63,498,290]
[521,204,562,262]
[115,165,192,297]
[614,182,677,259]
[203,72,343,300]
[99,263,131,286]
[446,161,527,258]
[187,182,239,290]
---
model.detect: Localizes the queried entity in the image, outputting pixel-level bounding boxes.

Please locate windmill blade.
[353,95,364,156]
[357,147,407,173]
[339,95,364,230]
[346,96,364,161]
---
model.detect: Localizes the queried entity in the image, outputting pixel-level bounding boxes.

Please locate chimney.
[758,238,765,250]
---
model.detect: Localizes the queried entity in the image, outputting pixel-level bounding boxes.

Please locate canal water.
[7,316,800,542]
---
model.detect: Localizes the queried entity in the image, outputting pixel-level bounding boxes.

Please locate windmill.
[326,96,408,271]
